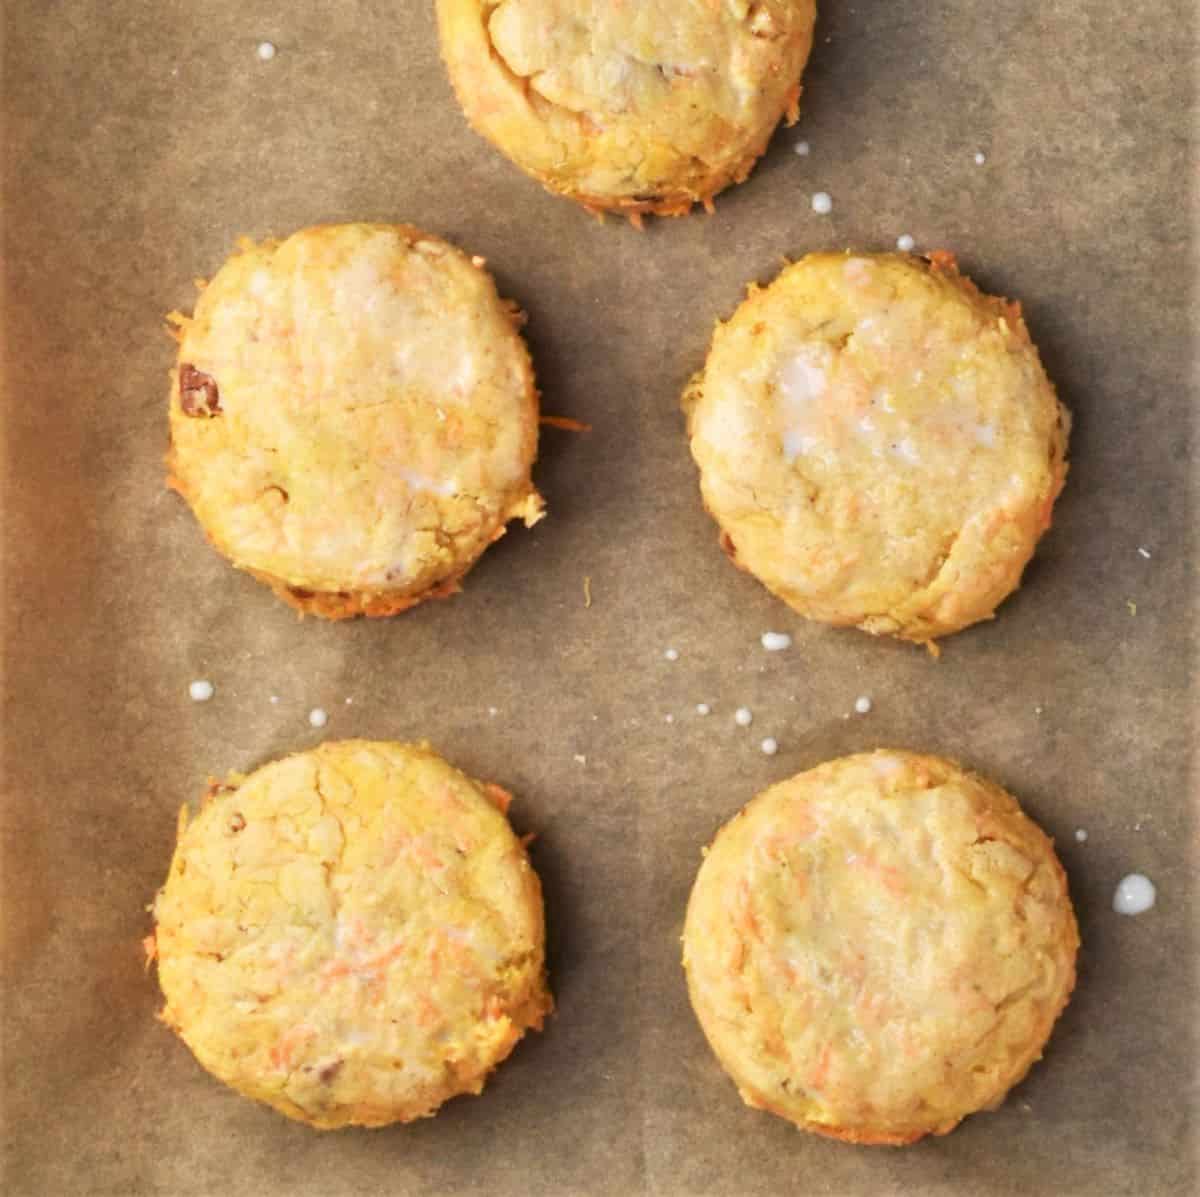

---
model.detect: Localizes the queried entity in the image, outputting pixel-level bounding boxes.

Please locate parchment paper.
[2,2,1195,1194]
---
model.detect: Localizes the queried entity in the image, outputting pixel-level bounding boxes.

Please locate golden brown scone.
[167,223,544,619]
[437,0,818,220]
[682,750,1079,1145]
[148,741,552,1129]
[683,251,1070,643]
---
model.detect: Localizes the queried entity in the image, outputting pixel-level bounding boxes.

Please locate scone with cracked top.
[683,251,1070,643]
[148,740,552,1129]
[682,750,1079,1145]
[437,0,818,220]
[167,223,543,619]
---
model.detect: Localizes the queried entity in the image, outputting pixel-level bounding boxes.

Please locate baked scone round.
[437,0,817,220]
[682,750,1079,1145]
[149,740,552,1129]
[683,252,1070,643]
[167,223,544,619]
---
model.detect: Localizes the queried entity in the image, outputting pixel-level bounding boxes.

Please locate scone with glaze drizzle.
[167,223,543,619]
[683,251,1070,644]
[437,0,818,221]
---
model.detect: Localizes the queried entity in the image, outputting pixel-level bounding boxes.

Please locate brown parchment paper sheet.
[2,2,1196,1194]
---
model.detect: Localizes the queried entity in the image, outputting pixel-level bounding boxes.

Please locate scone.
[147,740,552,1129]
[682,750,1079,1145]
[167,223,544,619]
[437,0,818,220]
[683,251,1070,643]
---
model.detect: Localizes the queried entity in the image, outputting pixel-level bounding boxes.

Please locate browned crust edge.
[165,467,541,621]
[539,90,799,225]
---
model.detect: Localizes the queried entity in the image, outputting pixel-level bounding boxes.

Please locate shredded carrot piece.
[702,195,716,215]
[583,575,592,608]
[483,783,513,815]
[924,640,942,660]
[142,933,158,969]
[269,1025,314,1070]
[737,878,762,940]
[809,1043,833,1089]
[927,249,958,275]
[539,415,592,432]
[365,941,407,972]
[728,939,745,973]
[628,211,645,231]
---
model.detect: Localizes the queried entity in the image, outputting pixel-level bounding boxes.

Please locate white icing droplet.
[974,151,986,165]
[696,703,711,716]
[269,695,279,705]
[664,647,680,661]
[1113,873,1156,915]
[1137,546,1152,559]
[854,695,873,715]
[793,139,810,156]
[345,697,353,705]
[308,707,328,729]
[734,707,753,727]
[188,680,214,702]
[761,632,792,652]
[760,737,779,755]
[256,41,277,61]
[896,234,916,252]
[1035,705,1044,715]
[488,706,498,717]
[894,437,920,463]
[664,714,675,724]
[811,191,833,215]
[1074,829,1088,843]
[573,753,587,765]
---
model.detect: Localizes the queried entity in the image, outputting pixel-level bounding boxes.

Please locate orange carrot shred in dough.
[539,415,592,432]
[483,783,514,815]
